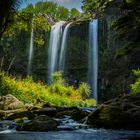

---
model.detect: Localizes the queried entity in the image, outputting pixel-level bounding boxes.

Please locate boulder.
[71,109,89,121]
[6,110,36,120]
[17,115,58,131]
[85,94,140,129]
[0,94,24,110]
[0,110,5,119]
[33,107,57,117]
[0,109,25,120]
[25,103,39,111]
[56,107,89,121]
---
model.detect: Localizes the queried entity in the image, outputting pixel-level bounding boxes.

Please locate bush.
[78,82,91,100]
[52,71,64,84]
[131,69,140,94]
[49,71,77,98]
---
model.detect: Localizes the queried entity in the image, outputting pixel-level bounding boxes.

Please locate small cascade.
[27,20,34,75]
[48,21,65,82]
[88,19,98,102]
[59,22,72,74]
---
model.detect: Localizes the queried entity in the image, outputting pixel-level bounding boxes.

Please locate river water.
[0,119,140,140]
[0,129,140,140]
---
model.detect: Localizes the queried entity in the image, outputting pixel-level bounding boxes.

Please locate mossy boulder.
[6,111,36,120]
[56,107,89,121]
[85,94,140,129]
[14,117,29,123]
[0,110,5,119]
[71,109,89,121]
[33,107,57,117]
[0,109,25,120]
[17,115,58,131]
[0,94,24,110]
[85,105,129,129]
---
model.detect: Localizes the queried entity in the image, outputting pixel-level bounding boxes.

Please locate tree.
[57,6,70,20]
[0,0,21,38]
[70,8,81,18]
[22,1,70,20]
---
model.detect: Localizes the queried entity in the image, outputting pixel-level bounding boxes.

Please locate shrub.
[78,82,91,100]
[131,69,140,94]
[52,71,64,84]
[0,71,96,107]
[49,71,77,97]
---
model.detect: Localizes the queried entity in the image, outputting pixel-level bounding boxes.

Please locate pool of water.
[0,129,140,140]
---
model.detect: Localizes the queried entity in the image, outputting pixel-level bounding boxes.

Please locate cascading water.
[88,19,98,102]
[48,21,65,82]
[27,19,34,75]
[59,22,72,74]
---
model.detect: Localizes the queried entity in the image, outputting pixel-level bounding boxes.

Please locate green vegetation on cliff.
[131,69,140,94]
[82,0,140,56]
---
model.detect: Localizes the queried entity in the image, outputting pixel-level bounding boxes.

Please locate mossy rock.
[56,107,89,121]
[85,105,132,129]
[85,94,140,130]
[0,94,24,110]
[0,110,5,120]
[6,111,36,120]
[14,117,29,123]
[17,115,58,131]
[71,109,89,121]
[33,107,57,117]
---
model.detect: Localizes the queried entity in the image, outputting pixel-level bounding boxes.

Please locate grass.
[0,71,96,107]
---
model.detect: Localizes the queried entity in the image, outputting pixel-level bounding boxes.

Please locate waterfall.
[27,20,34,75]
[59,22,72,74]
[88,19,98,102]
[48,21,65,82]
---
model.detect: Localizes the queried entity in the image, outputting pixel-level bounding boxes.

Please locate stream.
[0,116,140,140]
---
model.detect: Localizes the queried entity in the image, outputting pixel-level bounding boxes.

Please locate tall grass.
[0,71,96,107]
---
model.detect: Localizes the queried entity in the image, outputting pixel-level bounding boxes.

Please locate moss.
[14,117,28,123]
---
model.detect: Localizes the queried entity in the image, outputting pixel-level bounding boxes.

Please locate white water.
[48,21,65,82]
[59,22,72,74]
[89,19,98,102]
[27,20,34,75]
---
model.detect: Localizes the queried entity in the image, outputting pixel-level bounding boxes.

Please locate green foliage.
[34,1,58,16]
[0,0,21,38]
[23,1,70,20]
[3,11,50,46]
[70,8,81,18]
[78,82,91,100]
[57,6,70,20]
[49,72,77,98]
[52,71,65,84]
[0,71,96,107]
[115,45,132,58]
[82,0,110,17]
[131,69,140,94]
